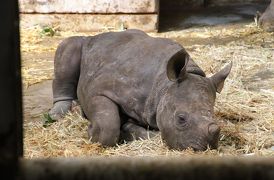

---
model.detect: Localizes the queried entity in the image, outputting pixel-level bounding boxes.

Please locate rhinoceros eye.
[177,113,188,127]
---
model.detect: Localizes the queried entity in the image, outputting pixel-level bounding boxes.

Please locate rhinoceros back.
[77,29,184,126]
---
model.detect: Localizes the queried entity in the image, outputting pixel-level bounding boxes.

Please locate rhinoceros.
[49,29,232,151]
[259,0,274,32]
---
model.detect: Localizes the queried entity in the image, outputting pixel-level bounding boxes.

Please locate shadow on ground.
[159,3,268,32]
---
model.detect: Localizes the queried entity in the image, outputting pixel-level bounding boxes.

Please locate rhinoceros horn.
[210,62,232,93]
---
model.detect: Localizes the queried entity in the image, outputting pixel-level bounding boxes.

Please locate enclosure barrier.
[1,1,274,180]
[19,157,274,180]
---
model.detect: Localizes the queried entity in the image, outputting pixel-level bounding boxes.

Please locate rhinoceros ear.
[210,62,232,93]
[166,50,189,82]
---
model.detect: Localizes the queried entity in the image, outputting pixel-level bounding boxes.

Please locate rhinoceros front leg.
[120,121,157,142]
[87,96,121,146]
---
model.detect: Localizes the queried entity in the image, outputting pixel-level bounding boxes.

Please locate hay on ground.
[22,22,274,158]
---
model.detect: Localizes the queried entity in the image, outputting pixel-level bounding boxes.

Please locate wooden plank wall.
[19,0,159,32]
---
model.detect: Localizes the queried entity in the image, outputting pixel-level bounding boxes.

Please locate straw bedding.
[22,23,274,158]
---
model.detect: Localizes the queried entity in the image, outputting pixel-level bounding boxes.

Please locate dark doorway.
[159,0,269,32]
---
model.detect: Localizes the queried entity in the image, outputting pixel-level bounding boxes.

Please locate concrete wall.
[19,0,159,32]
[20,14,158,32]
[19,0,159,13]
[19,0,270,32]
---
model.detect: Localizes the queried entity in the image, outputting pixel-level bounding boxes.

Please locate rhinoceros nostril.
[208,123,220,137]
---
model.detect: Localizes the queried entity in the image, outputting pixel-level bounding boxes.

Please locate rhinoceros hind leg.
[52,36,85,104]
[87,96,121,147]
[48,100,72,120]
[259,0,274,32]
[119,121,157,143]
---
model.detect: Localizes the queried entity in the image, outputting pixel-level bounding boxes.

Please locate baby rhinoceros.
[49,29,232,151]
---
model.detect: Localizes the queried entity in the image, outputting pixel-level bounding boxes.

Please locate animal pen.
[1,0,274,179]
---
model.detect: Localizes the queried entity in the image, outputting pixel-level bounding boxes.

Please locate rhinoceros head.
[156,51,232,151]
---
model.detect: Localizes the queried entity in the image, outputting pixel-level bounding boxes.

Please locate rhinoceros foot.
[48,100,72,120]
[119,122,158,143]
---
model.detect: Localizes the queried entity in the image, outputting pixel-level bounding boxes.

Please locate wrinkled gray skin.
[259,0,274,32]
[49,29,232,151]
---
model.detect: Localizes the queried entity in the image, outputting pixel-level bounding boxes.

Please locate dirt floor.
[22,4,274,158]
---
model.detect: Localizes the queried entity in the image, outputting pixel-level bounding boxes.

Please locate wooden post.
[0,0,23,179]
[20,157,274,180]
